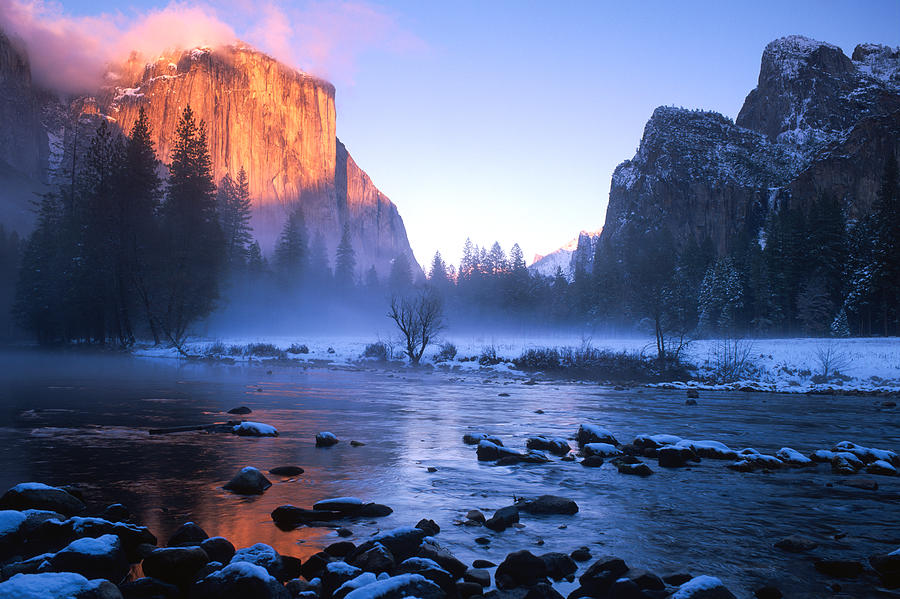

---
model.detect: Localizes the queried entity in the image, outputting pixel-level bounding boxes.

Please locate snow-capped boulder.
[676,440,737,460]
[224,467,272,495]
[0,483,85,516]
[416,537,467,578]
[576,424,618,448]
[0,572,123,599]
[395,557,454,592]
[343,573,444,599]
[334,572,378,599]
[633,434,683,449]
[831,452,865,474]
[776,447,814,466]
[230,543,286,580]
[672,574,737,598]
[476,440,522,462]
[46,534,130,583]
[833,441,899,466]
[866,460,898,476]
[352,542,395,574]
[728,450,784,472]
[316,432,340,447]
[232,421,278,437]
[314,497,365,514]
[193,561,289,599]
[583,443,622,458]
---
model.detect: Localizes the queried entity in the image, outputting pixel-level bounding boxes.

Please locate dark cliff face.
[600,35,900,257]
[0,37,419,277]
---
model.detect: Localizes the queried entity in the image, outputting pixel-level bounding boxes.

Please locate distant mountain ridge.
[529,229,602,279]
[0,32,419,277]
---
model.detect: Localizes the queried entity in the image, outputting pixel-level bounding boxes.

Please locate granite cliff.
[0,34,418,277]
[598,35,900,259]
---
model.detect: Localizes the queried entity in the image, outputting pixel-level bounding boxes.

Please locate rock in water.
[484,506,519,532]
[576,424,618,448]
[316,432,340,447]
[232,422,278,437]
[0,572,122,599]
[168,521,209,547]
[0,482,85,516]
[671,575,737,598]
[516,496,578,515]
[495,550,548,589]
[227,406,252,415]
[224,467,272,495]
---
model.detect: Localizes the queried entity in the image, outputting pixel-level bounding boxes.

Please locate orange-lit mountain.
[0,33,419,277]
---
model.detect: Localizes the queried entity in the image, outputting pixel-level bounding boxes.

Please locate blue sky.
[39,1,900,266]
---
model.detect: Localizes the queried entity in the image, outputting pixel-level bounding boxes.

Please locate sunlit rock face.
[599,35,900,259]
[0,37,418,277]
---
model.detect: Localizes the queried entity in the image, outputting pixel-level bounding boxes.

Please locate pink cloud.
[0,0,424,94]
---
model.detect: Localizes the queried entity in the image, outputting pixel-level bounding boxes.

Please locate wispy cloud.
[0,0,424,93]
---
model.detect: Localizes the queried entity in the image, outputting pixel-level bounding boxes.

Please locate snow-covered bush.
[479,345,502,366]
[363,342,390,361]
[434,342,457,362]
[287,343,309,354]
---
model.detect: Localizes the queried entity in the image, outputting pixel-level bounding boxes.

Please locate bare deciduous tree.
[388,289,445,365]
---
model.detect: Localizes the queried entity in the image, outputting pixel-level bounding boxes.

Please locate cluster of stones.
[465,421,899,481]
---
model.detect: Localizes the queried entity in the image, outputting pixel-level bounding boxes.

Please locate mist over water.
[1,350,898,597]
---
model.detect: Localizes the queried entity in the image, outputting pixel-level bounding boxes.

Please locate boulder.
[271,505,343,529]
[314,497,365,514]
[232,422,278,437]
[624,568,665,591]
[200,537,236,564]
[484,506,519,532]
[224,467,272,495]
[477,441,522,462]
[353,542,395,574]
[325,541,357,558]
[416,519,440,536]
[119,576,180,598]
[671,575,737,599]
[617,462,653,476]
[343,573,444,599]
[495,550,548,589]
[582,443,622,458]
[866,460,898,476]
[464,568,491,587]
[464,433,504,446]
[576,424,618,448]
[301,551,333,581]
[417,538,468,578]
[775,448,813,466]
[360,504,394,517]
[813,559,864,578]
[47,534,130,583]
[316,432,340,447]
[658,447,690,468]
[457,581,484,599]
[0,483,85,516]
[358,527,426,562]
[466,510,486,524]
[0,572,123,599]
[774,535,818,553]
[580,456,604,468]
[231,543,286,581]
[570,547,591,562]
[168,522,209,547]
[334,573,379,599]
[540,552,576,580]
[192,562,290,599]
[227,406,252,415]
[397,557,456,593]
[100,504,132,523]
[869,551,900,589]
[516,496,578,516]
[526,436,570,456]
[577,556,628,597]
[141,546,210,587]
[322,560,362,594]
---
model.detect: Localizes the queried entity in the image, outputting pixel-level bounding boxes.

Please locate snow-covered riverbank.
[132,334,900,396]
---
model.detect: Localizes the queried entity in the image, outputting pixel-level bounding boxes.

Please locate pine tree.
[334,224,356,289]
[871,154,900,335]
[428,251,448,286]
[275,206,309,284]
[217,167,253,272]
[830,308,851,338]
[121,107,162,344]
[365,265,380,290]
[488,242,507,275]
[307,231,331,285]
[389,253,413,292]
[246,240,266,276]
[157,105,224,348]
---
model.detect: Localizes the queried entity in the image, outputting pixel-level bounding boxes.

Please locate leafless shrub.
[814,340,853,379]
[388,289,445,365]
[708,336,756,383]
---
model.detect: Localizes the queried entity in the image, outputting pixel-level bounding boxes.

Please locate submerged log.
[148,421,240,435]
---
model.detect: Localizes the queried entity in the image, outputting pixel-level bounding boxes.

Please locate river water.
[1,350,898,598]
